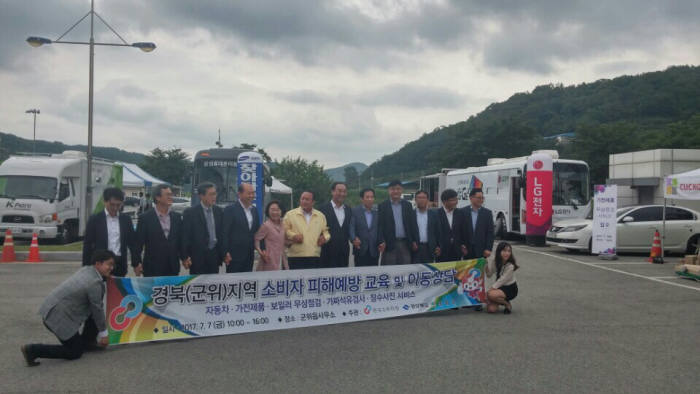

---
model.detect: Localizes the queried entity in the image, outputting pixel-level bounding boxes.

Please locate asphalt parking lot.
[1,242,698,393]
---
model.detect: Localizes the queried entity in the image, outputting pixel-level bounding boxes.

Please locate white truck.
[442,150,591,238]
[0,151,123,243]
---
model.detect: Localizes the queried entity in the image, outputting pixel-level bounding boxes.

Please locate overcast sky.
[1,0,699,167]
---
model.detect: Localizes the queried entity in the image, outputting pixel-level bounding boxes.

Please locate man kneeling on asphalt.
[21,250,115,366]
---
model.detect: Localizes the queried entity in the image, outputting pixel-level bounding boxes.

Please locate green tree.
[140,147,192,186]
[272,157,333,207]
[233,143,272,162]
[363,65,700,180]
[343,166,359,188]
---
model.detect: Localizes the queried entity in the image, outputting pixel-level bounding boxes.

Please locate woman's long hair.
[494,241,519,275]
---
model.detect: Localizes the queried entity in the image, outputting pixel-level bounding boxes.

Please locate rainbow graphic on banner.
[106,259,486,345]
[107,275,198,344]
[469,175,483,191]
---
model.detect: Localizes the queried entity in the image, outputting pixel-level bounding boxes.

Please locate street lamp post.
[25,109,40,155]
[27,0,155,230]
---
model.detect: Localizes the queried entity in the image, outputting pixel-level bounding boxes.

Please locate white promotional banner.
[664,168,700,200]
[592,184,617,255]
[106,259,486,345]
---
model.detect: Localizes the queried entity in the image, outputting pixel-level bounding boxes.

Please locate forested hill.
[363,65,700,184]
[0,132,146,164]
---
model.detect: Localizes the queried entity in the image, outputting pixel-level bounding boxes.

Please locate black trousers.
[226,257,254,273]
[321,244,350,268]
[354,252,379,267]
[437,243,462,262]
[466,245,486,260]
[288,257,321,270]
[27,316,99,361]
[112,254,127,277]
[190,248,220,274]
[412,243,434,264]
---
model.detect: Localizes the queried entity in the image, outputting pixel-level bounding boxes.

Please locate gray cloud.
[3,1,700,74]
[275,84,466,109]
[355,84,466,108]
[2,1,700,168]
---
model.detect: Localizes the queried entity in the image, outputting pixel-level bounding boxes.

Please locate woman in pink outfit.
[254,201,289,271]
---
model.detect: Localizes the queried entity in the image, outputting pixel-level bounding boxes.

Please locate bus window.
[553,163,590,206]
[192,148,272,207]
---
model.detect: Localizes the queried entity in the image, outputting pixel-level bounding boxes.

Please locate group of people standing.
[21,179,520,366]
[78,179,507,280]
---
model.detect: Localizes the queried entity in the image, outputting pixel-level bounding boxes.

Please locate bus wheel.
[495,215,507,240]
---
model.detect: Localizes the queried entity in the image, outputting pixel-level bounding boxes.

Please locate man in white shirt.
[435,188,466,262]
[222,182,261,273]
[412,190,439,264]
[319,182,353,268]
[82,187,139,277]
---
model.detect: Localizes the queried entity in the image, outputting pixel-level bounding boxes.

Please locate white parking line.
[514,246,700,292]
[591,262,650,265]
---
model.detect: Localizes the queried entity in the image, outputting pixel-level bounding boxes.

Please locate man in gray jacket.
[349,188,383,266]
[21,250,115,366]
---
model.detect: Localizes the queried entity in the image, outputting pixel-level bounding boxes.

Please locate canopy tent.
[268,177,292,194]
[662,167,700,258]
[118,162,167,189]
[266,176,293,209]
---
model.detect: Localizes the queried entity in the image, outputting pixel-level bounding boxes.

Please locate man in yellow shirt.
[283,190,331,269]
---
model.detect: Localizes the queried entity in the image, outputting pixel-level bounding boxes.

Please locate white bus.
[444,150,591,238]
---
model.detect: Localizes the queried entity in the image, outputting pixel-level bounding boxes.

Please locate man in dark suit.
[21,250,115,366]
[349,188,381,266]
[435,188,466,262]
[462,188,495,260]
[222,182,261,273]
[134,184,184,277]
[377,180,415,265]
[319,182,353,268]
[412,190,440,264]
[181,182,225,275]
[82,187,139,277]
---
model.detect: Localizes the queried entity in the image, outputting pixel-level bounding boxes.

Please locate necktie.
[206,207,216,249]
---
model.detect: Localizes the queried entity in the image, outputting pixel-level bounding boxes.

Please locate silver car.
[546,205,700,254]
[171,197,191,214]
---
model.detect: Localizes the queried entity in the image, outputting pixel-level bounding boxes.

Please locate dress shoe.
[21,345,40,367]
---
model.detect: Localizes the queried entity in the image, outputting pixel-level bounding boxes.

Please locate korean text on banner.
[592,185,617,255]
[106,259,486,345]
[526,153,553,237]
[237,151,264,223]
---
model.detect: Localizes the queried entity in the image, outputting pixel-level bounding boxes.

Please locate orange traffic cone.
[1,229,16,262]
[25,233,42,263]
[648,230,663,264]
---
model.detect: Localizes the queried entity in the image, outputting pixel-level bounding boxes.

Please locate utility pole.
[25,109,40,155]
[215,128,223,148]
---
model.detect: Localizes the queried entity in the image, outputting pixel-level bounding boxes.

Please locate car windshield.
[0,176,57,200]
[616,207,635,217]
